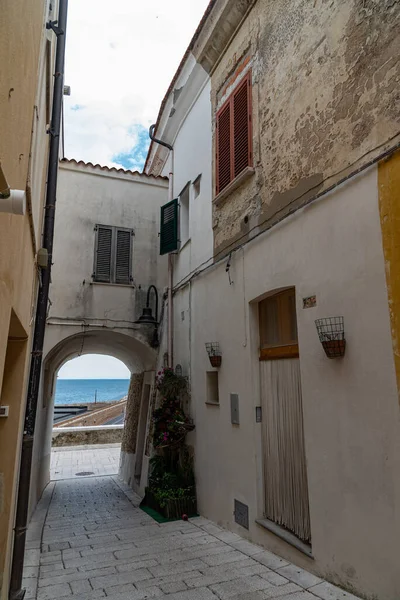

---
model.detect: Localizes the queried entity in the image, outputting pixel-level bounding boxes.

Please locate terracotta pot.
[322,339,346,358]
[209,355,222,368]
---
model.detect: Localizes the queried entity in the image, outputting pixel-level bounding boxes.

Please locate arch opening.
[29,327,156,513]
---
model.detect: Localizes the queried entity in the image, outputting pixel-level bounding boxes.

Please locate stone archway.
[29,326,157,514]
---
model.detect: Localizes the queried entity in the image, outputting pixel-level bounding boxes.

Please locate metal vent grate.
[234,499,249,529]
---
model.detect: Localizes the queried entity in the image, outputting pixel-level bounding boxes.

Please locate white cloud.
[63,0,209,169]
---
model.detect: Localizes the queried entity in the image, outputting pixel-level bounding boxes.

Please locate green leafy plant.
[155,367,188,401]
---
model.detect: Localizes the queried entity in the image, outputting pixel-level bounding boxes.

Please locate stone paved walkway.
[23,476,361,600]
[51,445,121,480]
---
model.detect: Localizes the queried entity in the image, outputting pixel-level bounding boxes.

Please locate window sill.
[256,518,313,559]
[214,166,255,206]
[91,282,134,289]
[205,402,220,407]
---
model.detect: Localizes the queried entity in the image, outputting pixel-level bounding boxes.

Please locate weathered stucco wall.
[206,0,400,257]
[0,1,54,597]
[184,165,400,600]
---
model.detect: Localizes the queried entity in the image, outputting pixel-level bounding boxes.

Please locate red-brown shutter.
[216,71,252,196]
[233,75,251,178]
[216,102,232,195]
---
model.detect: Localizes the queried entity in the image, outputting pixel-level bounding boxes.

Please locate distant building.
[144,1,400,599]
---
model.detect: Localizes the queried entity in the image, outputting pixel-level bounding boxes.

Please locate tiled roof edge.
[60,158,168,180]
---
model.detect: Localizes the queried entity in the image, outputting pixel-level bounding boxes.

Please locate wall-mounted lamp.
[315,316,346,358]
[205,342,222,368]
[135,285,159,347]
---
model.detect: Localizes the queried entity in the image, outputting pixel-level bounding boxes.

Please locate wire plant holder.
[205,342,222,367]
[315,316,346,358]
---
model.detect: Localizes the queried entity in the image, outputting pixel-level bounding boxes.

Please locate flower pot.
[322,339,346,358]
[144,488,197,520]
[209,355,222,368]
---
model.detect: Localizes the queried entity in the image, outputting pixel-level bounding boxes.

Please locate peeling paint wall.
[210,0,400,257]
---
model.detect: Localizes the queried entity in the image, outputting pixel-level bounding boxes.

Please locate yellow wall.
[379,149,400,405]
[0,1,51,597]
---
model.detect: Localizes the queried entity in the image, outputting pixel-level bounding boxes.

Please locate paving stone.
[160,588,218,600]
[309,582,362,600]
[264,593,318,600]
[210,575,273,598]
[70,578,92,595]
[160,580,188,593]
[260,571,289,586]
[23,470,362,600]
[259,583,304,598]
[277,564,322,589]
[90,567,153,589]
[253,550,290,569]
[104,587,163,600]
[21,577,38,600]
[39,565,117,587]
[36,582,72,599]
[24,549,41,567]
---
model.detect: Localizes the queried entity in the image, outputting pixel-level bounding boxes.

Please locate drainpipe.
[149,125,174,368]
[9,2,68,598]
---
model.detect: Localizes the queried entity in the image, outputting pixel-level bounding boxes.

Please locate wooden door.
[259,289,311,543]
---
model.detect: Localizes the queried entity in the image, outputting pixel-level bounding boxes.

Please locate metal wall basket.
[315,317,346,358]
[205,342,222,367]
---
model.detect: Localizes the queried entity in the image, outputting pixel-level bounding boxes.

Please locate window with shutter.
[160,198,179,255]
[216,71,252,195]
[94,226,112,282]
[93,225,133,284]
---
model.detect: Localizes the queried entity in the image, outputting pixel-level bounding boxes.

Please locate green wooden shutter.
[115,228,132,284]
[160,198,179,255]
[94,225,112,282]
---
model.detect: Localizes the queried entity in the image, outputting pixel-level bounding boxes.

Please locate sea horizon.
[54,378,130,406]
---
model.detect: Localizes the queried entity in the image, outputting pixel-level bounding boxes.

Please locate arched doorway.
[29,327,157,513]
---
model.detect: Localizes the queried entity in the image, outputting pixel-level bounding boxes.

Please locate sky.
[62,0,209,379]
[58,355,130,379]
[63,0,210,171]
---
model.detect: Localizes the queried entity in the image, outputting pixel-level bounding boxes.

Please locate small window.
[179,183,190,247]
[193,174,201,198]
[93,225,133,284]
[259,288,298,360]
[206,371,219,405]
[216,71,252,195]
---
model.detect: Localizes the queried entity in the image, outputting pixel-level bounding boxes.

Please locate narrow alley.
[23,473,361,600]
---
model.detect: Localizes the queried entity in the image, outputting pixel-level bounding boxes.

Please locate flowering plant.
[155,367,187,401]
[152,398,194,448]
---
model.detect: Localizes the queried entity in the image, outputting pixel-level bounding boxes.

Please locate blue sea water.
[55,379,130,406]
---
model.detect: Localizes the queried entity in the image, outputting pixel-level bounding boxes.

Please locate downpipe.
[8,1,69,598]
[149,125,174,368]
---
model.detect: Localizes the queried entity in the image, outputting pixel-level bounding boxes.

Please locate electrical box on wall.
[230,394,239,425]
[0,406,9,417]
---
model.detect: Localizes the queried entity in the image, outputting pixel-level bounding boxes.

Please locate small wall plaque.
[255,406,262,423]
[303,295,317,309]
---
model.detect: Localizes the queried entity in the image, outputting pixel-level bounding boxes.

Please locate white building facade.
[30,159,168,511]
[145,1,400,599]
